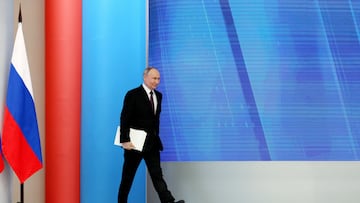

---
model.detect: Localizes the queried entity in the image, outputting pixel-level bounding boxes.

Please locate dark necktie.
[150,91,155,114]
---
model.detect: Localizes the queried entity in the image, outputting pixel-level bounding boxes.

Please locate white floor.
[147,161,360,203]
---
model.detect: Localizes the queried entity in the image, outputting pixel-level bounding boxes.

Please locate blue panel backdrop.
[82,1,146,202]
[149,0,360,161]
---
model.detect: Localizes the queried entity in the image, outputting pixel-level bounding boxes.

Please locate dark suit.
[118,85,175,203]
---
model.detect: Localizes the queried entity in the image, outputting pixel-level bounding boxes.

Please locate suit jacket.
[120,85,163,151]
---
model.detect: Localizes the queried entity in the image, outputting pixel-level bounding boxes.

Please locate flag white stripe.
[11,24,34,98]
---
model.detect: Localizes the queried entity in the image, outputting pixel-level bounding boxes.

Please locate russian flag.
[1,23,43,183]
[0,136,3,173]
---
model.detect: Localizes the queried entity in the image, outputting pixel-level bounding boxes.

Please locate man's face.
[144,69,160,90]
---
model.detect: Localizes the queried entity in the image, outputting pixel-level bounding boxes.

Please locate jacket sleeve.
[120,91,133,143]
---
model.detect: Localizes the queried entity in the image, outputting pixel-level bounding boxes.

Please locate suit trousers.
[118,149,175,203]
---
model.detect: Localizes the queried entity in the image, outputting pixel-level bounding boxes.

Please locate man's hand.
[121,142,135,150]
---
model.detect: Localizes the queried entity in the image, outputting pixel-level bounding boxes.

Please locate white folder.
[114,126,147,152]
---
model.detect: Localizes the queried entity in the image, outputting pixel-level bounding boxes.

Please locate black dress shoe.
[166,199,185,203]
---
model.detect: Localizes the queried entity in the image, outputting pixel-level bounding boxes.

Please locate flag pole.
[18,4,22,23]
[17,183,24,203]
[17,5,24,203]
[4,1,42,202]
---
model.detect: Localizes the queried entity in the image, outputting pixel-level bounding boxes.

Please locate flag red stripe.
[0,134,3,173]
[0,150,4,173]
[2,107,42,183]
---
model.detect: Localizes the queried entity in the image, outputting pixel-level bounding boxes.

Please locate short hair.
[143,66,157,76]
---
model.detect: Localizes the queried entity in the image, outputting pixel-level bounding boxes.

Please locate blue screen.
[149,0,360,161]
